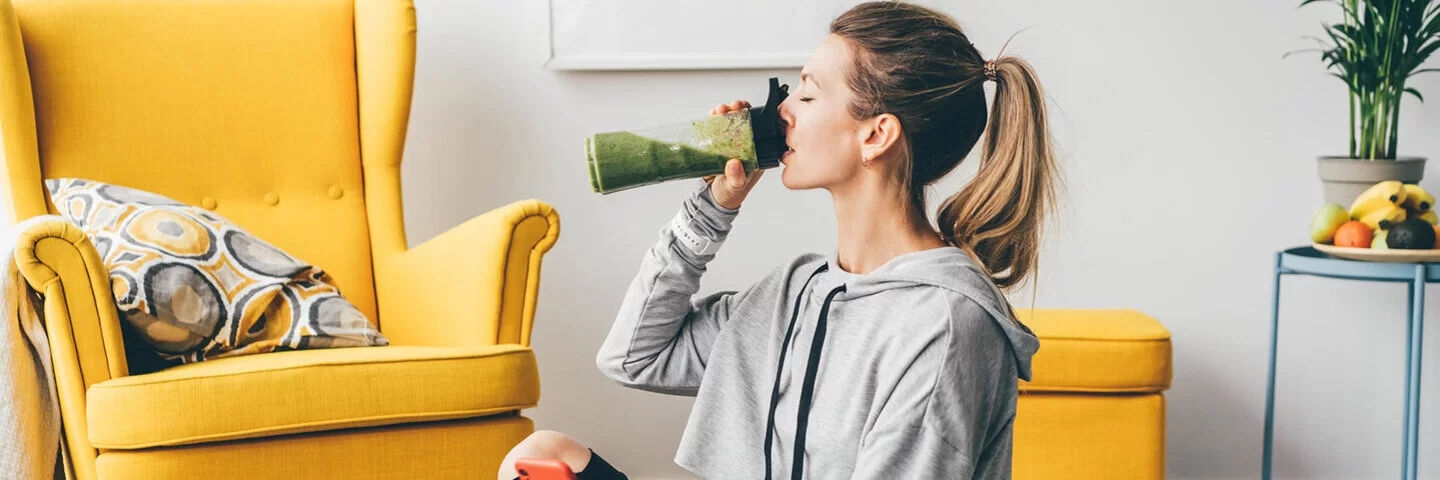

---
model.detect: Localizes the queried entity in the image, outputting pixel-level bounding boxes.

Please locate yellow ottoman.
[1013,310,1173,480]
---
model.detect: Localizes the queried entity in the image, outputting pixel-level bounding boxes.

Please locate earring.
[862,158,871,168]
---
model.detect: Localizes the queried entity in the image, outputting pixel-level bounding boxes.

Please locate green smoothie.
[587,111,758,194]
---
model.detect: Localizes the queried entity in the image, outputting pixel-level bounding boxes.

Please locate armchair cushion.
[45,178,387,362]
[86,344,540,449]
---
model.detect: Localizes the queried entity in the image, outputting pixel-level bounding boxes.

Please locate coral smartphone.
[515,458,578,480]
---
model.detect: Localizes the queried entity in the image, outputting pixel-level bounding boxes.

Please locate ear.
[858,113,903,165]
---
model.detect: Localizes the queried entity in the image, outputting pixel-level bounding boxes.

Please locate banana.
[1402,184,1435,212]
[1421,210,1439,225]
[1351,194,1403,220]
[1359,203,1407,230]
[1350,180,1408,219]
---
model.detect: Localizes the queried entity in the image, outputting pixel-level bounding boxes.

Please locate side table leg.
[1264,254,1283,480]
[1404,266,1425,480]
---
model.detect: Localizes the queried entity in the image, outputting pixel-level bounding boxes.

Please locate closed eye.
[799,97,814,103]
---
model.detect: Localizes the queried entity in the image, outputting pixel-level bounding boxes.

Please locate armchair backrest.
[0,0,421,324]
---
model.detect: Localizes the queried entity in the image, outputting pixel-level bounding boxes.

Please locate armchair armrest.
[374,199,559,347]
[12,216,127,478]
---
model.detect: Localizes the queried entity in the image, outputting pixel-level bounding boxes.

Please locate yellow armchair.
[0,0,558,478]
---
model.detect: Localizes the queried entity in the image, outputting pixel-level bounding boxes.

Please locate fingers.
[725,159,746,189]
[708,159,764,210]
[711,100,753,116]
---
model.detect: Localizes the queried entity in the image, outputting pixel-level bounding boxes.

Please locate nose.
[778,97,795,131]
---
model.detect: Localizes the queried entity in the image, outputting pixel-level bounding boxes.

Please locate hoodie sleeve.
[850,299,1018,480]
[596,180,747,396]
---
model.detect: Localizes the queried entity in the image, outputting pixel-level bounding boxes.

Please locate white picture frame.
[545,0,862,71]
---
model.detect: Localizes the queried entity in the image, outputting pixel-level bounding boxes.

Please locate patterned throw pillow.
[45,178,388,363]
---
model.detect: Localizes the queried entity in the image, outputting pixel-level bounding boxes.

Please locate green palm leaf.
[1298,0,1440,159]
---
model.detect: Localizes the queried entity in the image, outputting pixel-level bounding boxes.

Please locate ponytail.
[937,56,1057,290]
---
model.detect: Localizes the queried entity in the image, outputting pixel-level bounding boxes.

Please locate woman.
[501,2,1057,478]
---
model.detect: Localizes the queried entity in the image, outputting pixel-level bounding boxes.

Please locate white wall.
[402,1,1440,479]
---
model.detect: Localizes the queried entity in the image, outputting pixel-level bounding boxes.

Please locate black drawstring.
[791,284,845,479]
[764,264,846,480]
[764,264,826,480]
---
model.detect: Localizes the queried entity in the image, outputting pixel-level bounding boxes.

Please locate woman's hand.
[704,100,765,210]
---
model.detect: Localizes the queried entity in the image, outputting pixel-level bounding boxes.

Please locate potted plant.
[1295,0,1440,206]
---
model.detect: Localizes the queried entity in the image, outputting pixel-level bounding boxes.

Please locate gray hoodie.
[597,181,1039,479]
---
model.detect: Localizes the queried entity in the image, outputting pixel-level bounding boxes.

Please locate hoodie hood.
[815,246,1040,381]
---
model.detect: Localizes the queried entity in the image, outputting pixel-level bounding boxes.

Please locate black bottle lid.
[749,77,790,170]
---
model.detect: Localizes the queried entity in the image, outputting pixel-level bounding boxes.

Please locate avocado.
[1385,218,1437,250]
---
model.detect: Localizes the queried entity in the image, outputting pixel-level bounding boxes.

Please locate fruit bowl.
[1310,181,1440,261]
[1312,243,1440,263]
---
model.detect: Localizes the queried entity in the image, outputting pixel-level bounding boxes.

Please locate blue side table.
[1264,246,1428,480]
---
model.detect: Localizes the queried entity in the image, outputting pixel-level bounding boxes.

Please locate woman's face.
[778,35,869,191]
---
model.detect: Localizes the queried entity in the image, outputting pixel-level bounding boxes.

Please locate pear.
[1311,203,1350,244]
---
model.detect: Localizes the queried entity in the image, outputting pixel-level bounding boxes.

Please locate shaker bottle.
[586,77,790,194]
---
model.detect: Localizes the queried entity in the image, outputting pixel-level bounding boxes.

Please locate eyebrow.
[801,72,821,90]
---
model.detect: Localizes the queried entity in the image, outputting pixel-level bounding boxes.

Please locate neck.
[830,178,947,275]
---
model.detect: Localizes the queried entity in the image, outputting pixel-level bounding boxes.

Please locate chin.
[781,158,848,191]
[780,166,819,190]
[780,174,800,190]
[779,164,801,190]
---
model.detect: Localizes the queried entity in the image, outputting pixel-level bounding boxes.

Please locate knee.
[517,430,585,459]
[499,430,590,480]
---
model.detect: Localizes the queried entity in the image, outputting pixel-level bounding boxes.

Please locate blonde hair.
[831,2,1058,291]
